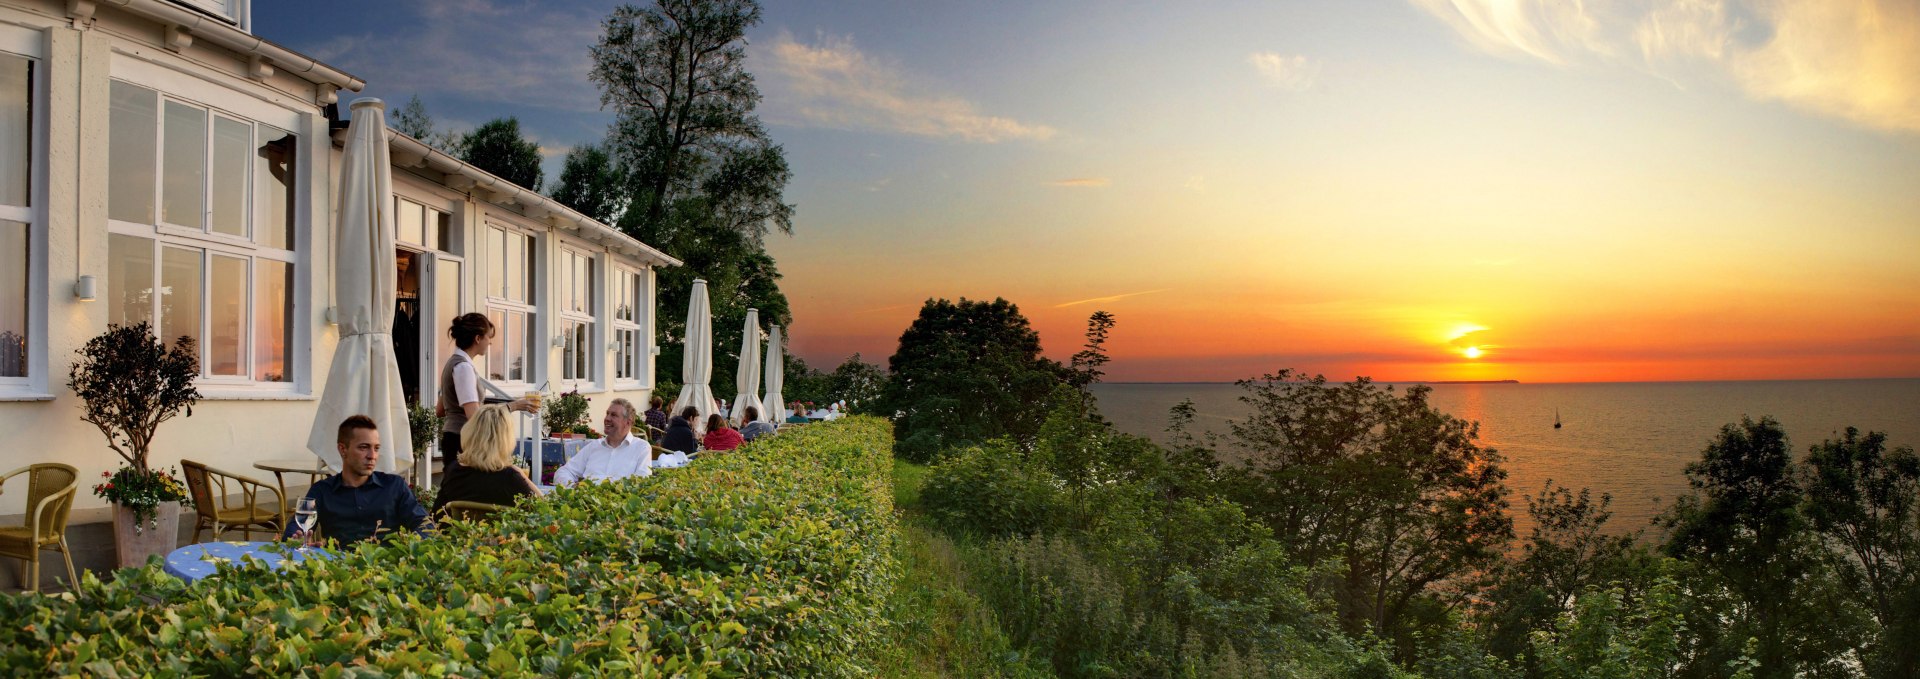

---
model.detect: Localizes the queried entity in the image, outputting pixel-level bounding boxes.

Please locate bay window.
[106,79,297,386]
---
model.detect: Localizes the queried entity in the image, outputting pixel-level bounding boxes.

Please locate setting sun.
[1463,347,1483,360]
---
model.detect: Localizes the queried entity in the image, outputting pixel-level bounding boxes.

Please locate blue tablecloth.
[163,541,332,583]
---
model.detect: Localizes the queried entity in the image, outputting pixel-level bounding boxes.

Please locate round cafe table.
[163,541,333,583]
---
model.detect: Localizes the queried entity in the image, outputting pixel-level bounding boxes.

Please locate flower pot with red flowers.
[66,322,201,568]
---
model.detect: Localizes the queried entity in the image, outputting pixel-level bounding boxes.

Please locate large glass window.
[557,247,596,384]
[0,51,29,382]
[108,80,298,386]
[612,267,643,383]
[394,197,452,252]
[484,224,536,385]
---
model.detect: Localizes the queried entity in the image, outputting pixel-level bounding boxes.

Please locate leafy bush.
[920,442,1062,538]
[0,417,899,677]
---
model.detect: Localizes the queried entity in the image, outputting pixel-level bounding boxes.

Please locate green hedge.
[0,416,898,677]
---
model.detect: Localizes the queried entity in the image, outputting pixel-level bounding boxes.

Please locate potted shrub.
[407,402,443,466]
[67,322,199,567]
[543,389,589,439]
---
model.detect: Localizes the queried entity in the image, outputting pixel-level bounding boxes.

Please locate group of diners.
[284,312,728,548]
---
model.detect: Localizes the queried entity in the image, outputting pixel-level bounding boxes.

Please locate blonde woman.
[433,404,539,514]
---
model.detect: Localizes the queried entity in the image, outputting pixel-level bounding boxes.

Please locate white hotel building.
[0,0,677,587]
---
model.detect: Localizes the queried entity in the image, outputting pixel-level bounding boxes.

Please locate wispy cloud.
[1049,177,1111,188]
[1055,288,1173,308]
[1410,0,1920,133]
[1248,52,1323,91]
[756,32,1057,142]
[300,0,604,112]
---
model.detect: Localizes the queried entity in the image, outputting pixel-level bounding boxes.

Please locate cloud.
[1049,177,1111,188]
[538,145,571,158]
[303,0,604,112]
[1247,52,1323,91]
[1410,0,1920,133]
[1055,288,1173,308]
[755,32,1057,142]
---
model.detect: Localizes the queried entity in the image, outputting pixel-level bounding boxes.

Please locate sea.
[1089,379,1920,537]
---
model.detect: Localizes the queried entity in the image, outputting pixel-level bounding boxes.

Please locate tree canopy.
[880,298,1072,462]
[459,117,544,191]
[586,0,796,392]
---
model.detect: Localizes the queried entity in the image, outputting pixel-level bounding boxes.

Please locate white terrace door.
[392,246,464,408]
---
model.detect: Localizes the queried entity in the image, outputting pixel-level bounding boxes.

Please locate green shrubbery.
[0,417,898,677]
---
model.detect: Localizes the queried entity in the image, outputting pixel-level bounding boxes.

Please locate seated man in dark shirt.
[659,406,700,455]
[286,414,433,547]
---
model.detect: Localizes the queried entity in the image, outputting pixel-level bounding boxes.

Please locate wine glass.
[294,497,318,546]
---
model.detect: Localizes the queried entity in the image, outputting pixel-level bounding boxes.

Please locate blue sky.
[255,1,1920,382]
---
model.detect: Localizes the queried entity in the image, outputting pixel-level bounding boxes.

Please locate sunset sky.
[258,1,1920,383]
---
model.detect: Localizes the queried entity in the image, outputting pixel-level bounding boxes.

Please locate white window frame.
[0,30,45,398]
[611,265,643,388]
[102,67,302,394]
[556,244,597,389]
[482,221,538,389]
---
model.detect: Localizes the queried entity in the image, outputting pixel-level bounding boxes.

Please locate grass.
[879,459,1054,678]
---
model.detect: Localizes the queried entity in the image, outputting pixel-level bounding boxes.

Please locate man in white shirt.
[552,399,652,487]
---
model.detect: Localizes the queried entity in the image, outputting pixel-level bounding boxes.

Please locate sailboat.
[1554,409,1562,429]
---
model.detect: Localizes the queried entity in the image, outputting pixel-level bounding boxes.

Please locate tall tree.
[880,298,1070,462]
[1659,417,1865,678]
[460,117,543,191]
[589,0,796,378]
[549,142,626,224]
[388,95,463,153]
[1801,428,1920,677]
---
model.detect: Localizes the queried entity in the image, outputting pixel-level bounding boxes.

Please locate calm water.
[1091,379,1920,536]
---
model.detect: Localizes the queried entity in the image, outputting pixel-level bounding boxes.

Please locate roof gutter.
[385,131,682,268]
[81,0,367,98]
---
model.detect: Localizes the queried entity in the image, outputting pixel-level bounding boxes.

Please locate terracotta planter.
[113,502,182,569]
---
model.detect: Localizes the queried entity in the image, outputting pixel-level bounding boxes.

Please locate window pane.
[435,260,459,374]
[210,116,249,237]
[0,219,25,377]
[435,210,451,253]
[108,81,157,224]
[397,199,423,245]
[505,232,523,302]
[574,322,590,380]
[255,124,296,250]
[0,55,29,208]
[486,227,503,298]
[485,308,505,380]
[507,311,526,382]
[161,101,206,229]
[254,258,290,382]
[159,246,202,360]
[208,254,246,375]
[108,233,154,328]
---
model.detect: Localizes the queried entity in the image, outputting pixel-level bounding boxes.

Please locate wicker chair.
[180,460,286,543]
[437,500,508,523]
[0,463,79,592]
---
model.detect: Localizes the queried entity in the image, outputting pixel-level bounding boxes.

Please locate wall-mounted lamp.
[73,275,97,302]
[551,333,567,348]
[324,306,338,325]
[650,346,661,356]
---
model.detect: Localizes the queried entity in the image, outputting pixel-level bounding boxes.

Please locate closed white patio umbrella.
[730,309,763,427]
[306,99,411,473]
[761,325,784,423]
[670,279,716,435]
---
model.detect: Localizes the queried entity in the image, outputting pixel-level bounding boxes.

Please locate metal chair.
[180,460,286,543]
[437,500,508,523]
[0,463,79,592]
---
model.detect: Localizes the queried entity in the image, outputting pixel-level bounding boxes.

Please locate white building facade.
[0,0,676,543]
